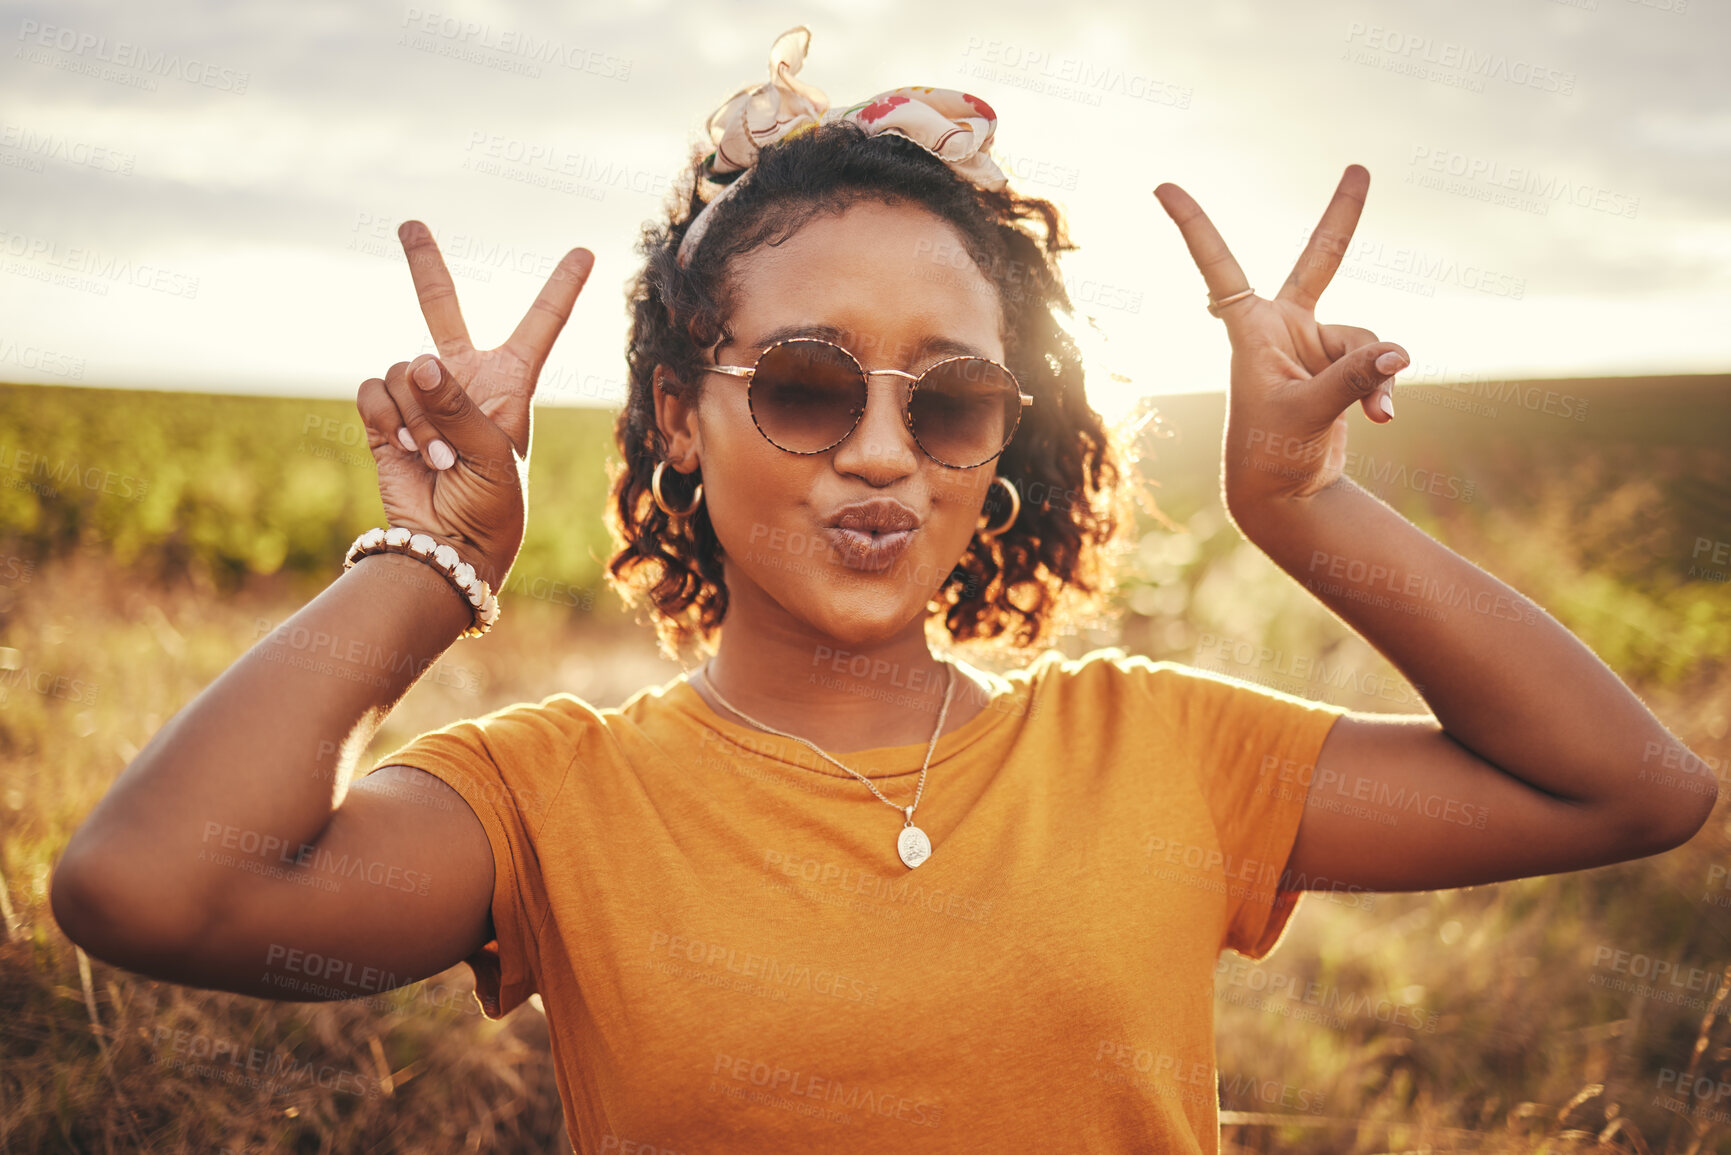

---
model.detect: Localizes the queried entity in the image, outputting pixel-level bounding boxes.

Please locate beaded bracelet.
[343,526,500,639]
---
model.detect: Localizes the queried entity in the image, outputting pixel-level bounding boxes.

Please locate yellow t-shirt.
[367,646,1347,1153]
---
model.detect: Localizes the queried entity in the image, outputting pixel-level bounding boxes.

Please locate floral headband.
[676,25,1008,267]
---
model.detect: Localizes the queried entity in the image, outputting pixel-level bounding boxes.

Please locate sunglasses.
[705,338,1032,469]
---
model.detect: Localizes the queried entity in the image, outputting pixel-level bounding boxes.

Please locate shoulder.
[414,691,610,759]
[1010,645,1338,724]
[1012,645,1182,703]
[366,692,613,828]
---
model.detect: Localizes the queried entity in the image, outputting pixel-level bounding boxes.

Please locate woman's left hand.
[1154,165,1409,516]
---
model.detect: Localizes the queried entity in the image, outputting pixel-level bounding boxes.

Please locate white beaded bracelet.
[342,526,500,639]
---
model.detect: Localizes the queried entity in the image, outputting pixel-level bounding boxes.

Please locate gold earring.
[977,475,1019,539]
[651,460,704,517]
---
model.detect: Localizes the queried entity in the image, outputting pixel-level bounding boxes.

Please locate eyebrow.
[741,323,991,365]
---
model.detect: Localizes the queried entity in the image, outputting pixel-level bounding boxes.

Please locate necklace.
[694,658,956,870]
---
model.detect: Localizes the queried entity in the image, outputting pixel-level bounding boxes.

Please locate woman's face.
[657,198,1008,648]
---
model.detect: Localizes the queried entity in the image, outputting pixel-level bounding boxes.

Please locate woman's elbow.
[1622,774,1718,857]
[49,843,207,972]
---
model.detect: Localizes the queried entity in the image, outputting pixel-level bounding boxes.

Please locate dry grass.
[4,377,1731,1151]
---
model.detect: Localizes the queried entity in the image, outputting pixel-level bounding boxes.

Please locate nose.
[831,371,921,484]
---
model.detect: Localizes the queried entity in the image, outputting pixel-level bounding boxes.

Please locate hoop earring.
[651,460,704,518]
[977,475,1019,540]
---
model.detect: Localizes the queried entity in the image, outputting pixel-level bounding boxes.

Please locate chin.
[798,585,931,647]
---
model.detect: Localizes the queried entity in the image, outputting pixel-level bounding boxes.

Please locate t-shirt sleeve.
[362,698,581,1018]
[1137,658,1350,959]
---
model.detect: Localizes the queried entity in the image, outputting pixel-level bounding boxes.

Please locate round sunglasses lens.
[749,341,866,453]
[908,358,1021,467]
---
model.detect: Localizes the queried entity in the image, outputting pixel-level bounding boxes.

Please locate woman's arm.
[1240,478,1712,891]
[51,224,594,993]
[51,551,498,992]
[1155,168,1715,893]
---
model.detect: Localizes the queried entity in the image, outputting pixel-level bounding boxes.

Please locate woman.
[49,26,1715,1153]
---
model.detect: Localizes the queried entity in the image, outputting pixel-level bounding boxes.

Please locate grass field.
[2,374,1730,1152]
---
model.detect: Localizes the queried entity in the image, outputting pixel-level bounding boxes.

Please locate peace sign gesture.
[356,221,594,586]
[1155,165,1409,514]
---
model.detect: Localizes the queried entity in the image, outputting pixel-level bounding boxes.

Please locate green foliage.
[0,384,620,596]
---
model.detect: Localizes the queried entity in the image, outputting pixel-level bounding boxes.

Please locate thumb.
[408,354,516,479]
[1309,342,1408,426]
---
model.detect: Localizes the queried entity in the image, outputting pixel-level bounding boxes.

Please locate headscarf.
[677,26,1008,266]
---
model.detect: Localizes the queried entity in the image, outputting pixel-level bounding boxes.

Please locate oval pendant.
[897,825,932,869]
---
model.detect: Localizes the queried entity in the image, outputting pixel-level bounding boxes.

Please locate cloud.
[1,0,1726,399]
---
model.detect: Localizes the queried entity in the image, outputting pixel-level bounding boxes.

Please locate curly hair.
[605,119,1140,661]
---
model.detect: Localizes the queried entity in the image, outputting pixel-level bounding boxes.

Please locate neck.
[695,571,972,756]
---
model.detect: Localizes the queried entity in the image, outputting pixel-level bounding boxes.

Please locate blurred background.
[2,0,1729,1151]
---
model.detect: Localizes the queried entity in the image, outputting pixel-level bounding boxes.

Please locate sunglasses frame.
[704,337,1033,470]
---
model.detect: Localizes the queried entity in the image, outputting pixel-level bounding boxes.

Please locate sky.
[1,0,1727,422]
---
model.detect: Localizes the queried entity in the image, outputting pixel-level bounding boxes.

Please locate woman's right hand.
[356,220,595,587]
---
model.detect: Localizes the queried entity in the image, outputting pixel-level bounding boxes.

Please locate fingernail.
[1375,351,1408,375]
[397,427,417,452]
[1378,392,1396,420]
[414,359,442,390]
[428,439,455,470]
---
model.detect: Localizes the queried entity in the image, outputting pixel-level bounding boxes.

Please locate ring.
[1206,287,1256,317]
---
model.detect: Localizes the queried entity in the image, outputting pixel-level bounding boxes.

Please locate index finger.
[1278,165,1370,312]
[1153,183,1252,308]
[398,220,475,359]
[502,247,595,370]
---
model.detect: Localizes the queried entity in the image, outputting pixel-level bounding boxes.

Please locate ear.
[652,365,702,472]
